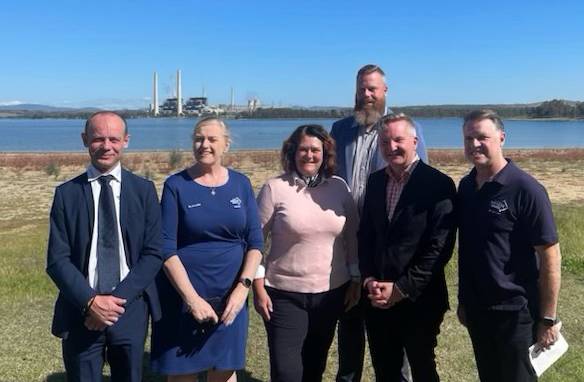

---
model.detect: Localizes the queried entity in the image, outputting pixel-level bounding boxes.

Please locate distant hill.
[0,104,103,119]
[1,104,68,112]
[0,103,101,112]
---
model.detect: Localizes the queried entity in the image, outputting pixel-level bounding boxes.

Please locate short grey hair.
[378,112,417,137]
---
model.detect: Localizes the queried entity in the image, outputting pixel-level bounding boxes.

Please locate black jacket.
[358,161,457,312]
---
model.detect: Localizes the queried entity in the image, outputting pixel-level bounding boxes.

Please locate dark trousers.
[62,296,148,382]
[265,284,347,382]
[465,305,537,382]
[336,298,366,382]
[365,302,444,382]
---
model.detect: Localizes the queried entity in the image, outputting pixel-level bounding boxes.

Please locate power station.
[150,70,233,117]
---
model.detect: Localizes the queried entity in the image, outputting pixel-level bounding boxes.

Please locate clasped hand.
[186,285,248,328]
[84,295,127,331]
[186,295,219,326]
[366,279,403,309]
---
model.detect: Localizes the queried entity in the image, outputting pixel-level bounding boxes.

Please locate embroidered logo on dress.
[489,199,509,214]
[187,203,202,208]
[230,197,242,209]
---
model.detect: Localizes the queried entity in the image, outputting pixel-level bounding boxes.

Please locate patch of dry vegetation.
[0,149,581,233]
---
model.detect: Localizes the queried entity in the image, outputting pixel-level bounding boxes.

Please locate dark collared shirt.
[457,160,558,311]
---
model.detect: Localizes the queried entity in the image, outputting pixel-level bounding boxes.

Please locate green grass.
[1,205,583,381]
[554,204,584,275]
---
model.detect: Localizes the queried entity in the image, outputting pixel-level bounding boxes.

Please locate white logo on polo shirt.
[489,199,509,214]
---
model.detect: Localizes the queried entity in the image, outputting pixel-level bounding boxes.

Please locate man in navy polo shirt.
[457,109,562,381]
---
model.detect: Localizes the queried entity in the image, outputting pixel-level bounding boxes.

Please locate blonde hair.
[192,116,232,145]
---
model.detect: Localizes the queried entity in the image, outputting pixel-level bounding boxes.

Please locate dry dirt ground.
[0,149,582,236]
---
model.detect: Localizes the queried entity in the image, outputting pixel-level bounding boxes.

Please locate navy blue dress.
[151,169,263,375]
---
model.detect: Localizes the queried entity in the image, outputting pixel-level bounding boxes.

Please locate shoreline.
[2,149,584,173]
[2,147,584,154]
[1,115,584,121]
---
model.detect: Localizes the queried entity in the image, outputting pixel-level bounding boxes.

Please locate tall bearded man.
[330,65,427,381]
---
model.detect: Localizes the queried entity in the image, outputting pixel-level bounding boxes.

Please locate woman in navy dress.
[151,116,263,382]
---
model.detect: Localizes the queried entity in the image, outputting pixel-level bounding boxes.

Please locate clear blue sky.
[1,0,583,109]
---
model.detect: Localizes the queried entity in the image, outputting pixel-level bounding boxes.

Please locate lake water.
[1,117,583,152]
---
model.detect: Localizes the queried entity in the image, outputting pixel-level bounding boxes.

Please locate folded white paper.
[529,332,569,377]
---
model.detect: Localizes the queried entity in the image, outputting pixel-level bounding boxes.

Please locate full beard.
[354,98,385,127]
[354,108,383,127]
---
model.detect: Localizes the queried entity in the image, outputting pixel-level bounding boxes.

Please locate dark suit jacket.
[46,168,163,338]
[330,115,428,184]
[358,161,456,313]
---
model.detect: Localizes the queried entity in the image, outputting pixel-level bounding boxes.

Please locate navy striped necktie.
[96,175,120,293]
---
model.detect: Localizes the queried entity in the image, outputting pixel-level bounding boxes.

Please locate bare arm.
[239,249,263,283]
[222,178,265,325]
[253,182,275,320]
[221,248,263,325]
[535,242,562,347]
[253,277,273,321]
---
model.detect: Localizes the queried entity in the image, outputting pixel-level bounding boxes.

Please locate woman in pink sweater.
[253,124,360,382]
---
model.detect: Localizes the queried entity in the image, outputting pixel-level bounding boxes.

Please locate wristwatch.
[540,316,559,326]
[239,277,252,288]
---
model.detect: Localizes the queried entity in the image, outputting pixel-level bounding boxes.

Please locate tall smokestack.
[153,72,159,116]
[230,87,235,112]
[177,69,183,116]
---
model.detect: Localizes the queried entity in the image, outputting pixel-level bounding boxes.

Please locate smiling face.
[82,113,129,173]
[379,119,418,172]
[193,120,229,167]
[294,134,324,177]
[463,118,505,170]
[354,71,387,126]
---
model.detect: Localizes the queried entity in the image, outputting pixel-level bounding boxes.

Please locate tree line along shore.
[1,99,584,120]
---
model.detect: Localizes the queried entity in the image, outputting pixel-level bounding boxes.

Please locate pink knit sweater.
[256,174,358,293]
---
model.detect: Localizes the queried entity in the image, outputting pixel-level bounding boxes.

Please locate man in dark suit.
[330,64,427,382]
[46,111,163,382]
[359,113,456,381]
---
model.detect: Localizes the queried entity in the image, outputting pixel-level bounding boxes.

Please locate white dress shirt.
[86,162,129,290]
